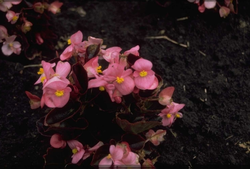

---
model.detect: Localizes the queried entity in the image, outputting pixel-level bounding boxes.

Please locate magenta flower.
[67,140,85,164]
[48,1,63,14]
[158,102,185,127]
[158,86,175,106]
[145,129,166,146]
[0,25,8,43]
[131,58,157,90]
[6,10,20,24]
[1,35,21,56]
[41,77,72,108]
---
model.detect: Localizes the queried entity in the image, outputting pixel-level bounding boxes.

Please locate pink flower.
[6,10,20,24]
[145,129,166,146]
[131,58,157,90]
[0,25,8,43]
[1,35,21,56]
[158,102,185,127]
[50,134,67,148]
[83,56,101,78]
[204,0,216,9]
[25,91,41,109]
[0,0,22,12]
[48,1,63,14]
[21,18,32,33]
[103,63,135,96]
[60,30,83,60]
[41,77,72,108]
[35,33,44,45]
[82,141,104,160]
[123,45,140,56]
[102,46,122,63]
[219,6,230,18]
[33,2,44,14]
[67,140,85,164]
[99,143,139,167]
[158,86,175,106]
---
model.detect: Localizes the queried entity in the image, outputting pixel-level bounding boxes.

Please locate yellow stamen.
[176,114,181,118]
[67,39,71,45]
[12,16,18,21]
[55,90,64,97]
[24,26,31,32]
[37,68,44,75]
[99,86,105,91]
[41,76,46,83]
[116,77,124,84]
[8,43,13,47]
[72,148,78,154]
[96,66,102,73]
[139,70,147,77]
[106,154,112,159]
[166,114,171,118]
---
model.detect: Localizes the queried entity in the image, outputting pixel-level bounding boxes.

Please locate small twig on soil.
[23,64,42,69]
[199,50,206,56]
[225,135,234,140]
[169,129,177,138]
[145,36,188,48]
[177,17,188,21]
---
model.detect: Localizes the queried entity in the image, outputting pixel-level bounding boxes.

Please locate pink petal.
[102,46,122,62]
[6,35,16,43]
[161,116,174,127]
[198,4,205,13]
[219,6,230,18]
[67,140,83,150]
[158,86,175,105]
[70,31,83,45]
[13,41,21,48]
[25,91,41,109]
[88,141,104,152]
[147,76,159,90]
[87,36,103,45]
[72,149,85,164]
[11,0,22,5]
[115,76,135,95]
[110,145,123,161]
[1,43,13,56]
[132,58,152,71]
[0,25,8,42]
[88,78,107,89]
[60,45,74,61]
[170,102,185,114]
[55,61,71,78]
[124,45,140,56]
[50,134,66,148]
[6,10,15,22]
[204,0,216,9]
[42,61,55,80]
[134,74,155,90]
[99,156,112,167]
[121,152,139,165]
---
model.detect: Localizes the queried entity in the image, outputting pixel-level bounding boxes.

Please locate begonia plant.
[0,0,63,59]
[26,30,185,168]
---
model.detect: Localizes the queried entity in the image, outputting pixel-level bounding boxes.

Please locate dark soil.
[1,0,250,168]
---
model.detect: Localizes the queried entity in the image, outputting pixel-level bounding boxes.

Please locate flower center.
[116,77,124,84]
[55,90,64,97]
[166,114,171,118]
[12,16,18,21]
[99,86,105,91]
[72,148,78,154]
[139,70,147,77]
[67,39,71,45]
[175,114,181,118]
[41,76,46,83]
[106,154,112,159]
[96,66,102,74]
[8,43,13,47]
[37,68,44,75]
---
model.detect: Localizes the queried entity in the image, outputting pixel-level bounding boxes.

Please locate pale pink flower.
[21,18,32,33]
[219,6,230,18]
[48,1,63,14]
[41,77,72,108]
[158,102,185,127]
[131,58,157,90]
[102,46,122,63]
[60,30,83,60]
[67,140,85,164]
[35,33,44,45]
[158,86,175,106]
[50,134,67,148]
[145,129,166,146]
[6,10,20,24]
[25,91,41,109]
[204,0,216,9]
[0,25,8,43]
[1,35,21,56]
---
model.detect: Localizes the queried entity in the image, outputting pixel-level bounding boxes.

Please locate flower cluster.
[188,0,237,18]
[0,0,63,58]
[26,31,185,168]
